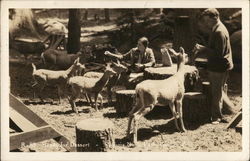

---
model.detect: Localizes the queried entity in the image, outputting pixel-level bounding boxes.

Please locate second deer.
[68,63,117,113]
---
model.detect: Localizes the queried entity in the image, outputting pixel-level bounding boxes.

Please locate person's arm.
[194,32,226,58]
[142,49,156,67]
[104,49,133,60]
[104,51,123,59]
[211,31,226,58]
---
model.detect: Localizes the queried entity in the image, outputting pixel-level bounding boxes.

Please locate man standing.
[194,8,234,124]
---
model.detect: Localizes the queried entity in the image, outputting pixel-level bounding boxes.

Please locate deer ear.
[74,57,80,63]
[179,47,185,54]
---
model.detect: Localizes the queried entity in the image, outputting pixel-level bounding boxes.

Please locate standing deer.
[32,58,85,104]
[127,47,187,144]
[68,63,117,113]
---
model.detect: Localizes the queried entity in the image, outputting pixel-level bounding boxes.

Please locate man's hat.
[200,8,220,19]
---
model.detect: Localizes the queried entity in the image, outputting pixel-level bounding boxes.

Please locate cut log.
[183,92,210,123]
[75,118,115,152]
[144,64,199,92]
[115,90,136,114]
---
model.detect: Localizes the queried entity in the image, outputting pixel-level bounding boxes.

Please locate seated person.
[104,37,156,72]
[104,37,156,89]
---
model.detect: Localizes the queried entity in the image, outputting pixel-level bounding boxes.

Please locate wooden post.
[115,90,136,114]
[75,118,115,152]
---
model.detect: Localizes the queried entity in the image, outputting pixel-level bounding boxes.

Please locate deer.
[31,58,85,104]
[68,63,117,113]
[83,59,128,106]
[41,49,87,74]
[127,47,187,144]
[10,39,46,60]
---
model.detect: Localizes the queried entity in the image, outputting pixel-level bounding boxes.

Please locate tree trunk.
[84,10,88,20]
[75,118,115,152]
[115,90,136,114]
[153,8,161,14]
[183,92,210,123]
[173,9,199,54]
[131,9,136,44]
[67,9,81,54]
[104,9,110,22]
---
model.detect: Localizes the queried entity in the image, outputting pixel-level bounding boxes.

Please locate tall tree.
[173,9,199,53]
[104,9,110,22]
[84,10,88,20]
[67,9,81,53]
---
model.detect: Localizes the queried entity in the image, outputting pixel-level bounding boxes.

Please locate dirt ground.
[9,54,242,152]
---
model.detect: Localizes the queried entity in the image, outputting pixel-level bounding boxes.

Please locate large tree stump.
[115,90,136,114]
[75,118,115,152]
[144,64,199,92]
[183,92,210,123]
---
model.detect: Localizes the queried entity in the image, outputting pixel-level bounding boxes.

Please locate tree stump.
[115,90,136,114]
[144,64,199,92]
[183,92,210,123]
[75,118,115,152]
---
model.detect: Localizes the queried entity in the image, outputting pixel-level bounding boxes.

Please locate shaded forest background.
[9,8,242,64]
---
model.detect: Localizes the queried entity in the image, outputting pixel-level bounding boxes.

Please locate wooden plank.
[10,107,37,132]
[226,111,242,129]
[10,125,60,151]
[9,93,48,127]
[10,125,75,152]
[9,93,75,152]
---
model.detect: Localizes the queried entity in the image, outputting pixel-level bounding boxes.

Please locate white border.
[1,0,249,161]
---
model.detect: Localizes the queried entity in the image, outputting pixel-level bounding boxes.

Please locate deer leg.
[87,93,94,108]
[107,87,112,106]
[85,93,90,104]
[127,94,143,137]
[127,104,138,137]
[94,93,99,111]
[57,87,62,104]
[68,86,79,113]
[98,94,103,109]
[169,102,181,131]
[127,115,134,137]
[36,82,45,103]
[176,100,186,132]
[32,82,38,99]
[133,118,138,145]
[132,104,154,145]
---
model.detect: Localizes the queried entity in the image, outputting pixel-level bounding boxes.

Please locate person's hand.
[134,63,145,72]
[168,48,179,56]
[193,43,205,53]
[135,63,144,68]
[104,51,111,56]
